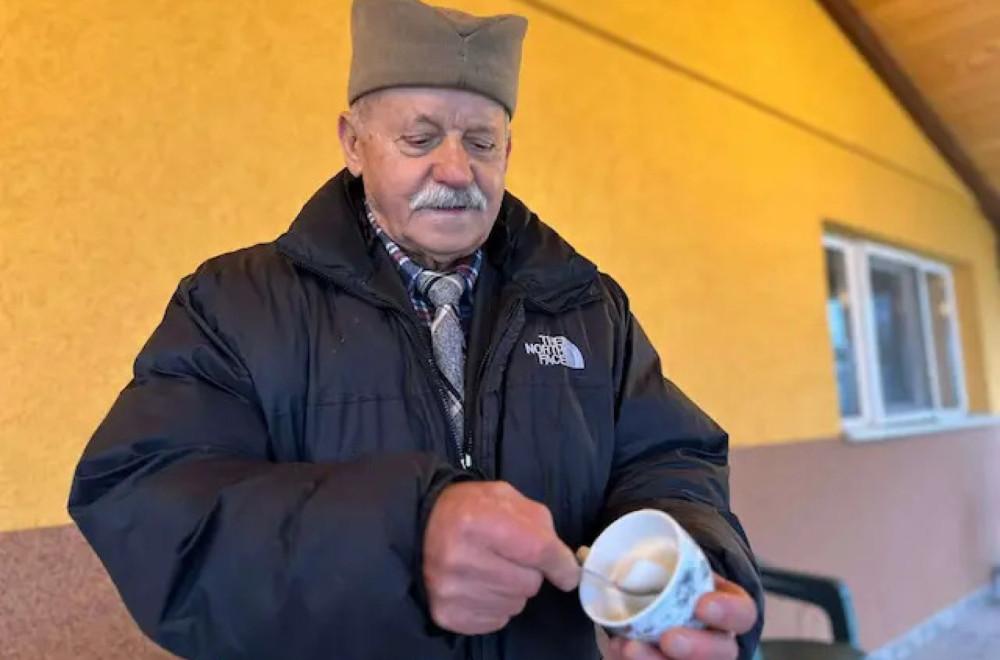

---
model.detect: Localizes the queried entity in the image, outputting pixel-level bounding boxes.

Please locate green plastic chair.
[753,564,867,660]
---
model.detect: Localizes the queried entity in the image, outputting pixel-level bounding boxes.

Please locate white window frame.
[823,235,968,435]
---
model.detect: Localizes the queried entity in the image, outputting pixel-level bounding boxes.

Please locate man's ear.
[338,112,364,176]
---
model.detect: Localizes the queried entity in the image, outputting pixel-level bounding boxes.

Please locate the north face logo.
[524,335,585,369]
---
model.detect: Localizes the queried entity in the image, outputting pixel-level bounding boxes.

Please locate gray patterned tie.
[417,271,469,467]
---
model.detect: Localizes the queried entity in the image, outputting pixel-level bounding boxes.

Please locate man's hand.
[423,481,581,635]
[605,575,758,660]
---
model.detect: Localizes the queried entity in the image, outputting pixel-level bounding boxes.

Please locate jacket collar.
[275,170,600,312]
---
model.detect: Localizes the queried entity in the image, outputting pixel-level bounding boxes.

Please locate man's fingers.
[433,608,510,636]
[659,628,738,660]
[606,637,628,659]
[485,507,581,592]
[459,552,545,599]
[695,578,757,635]
[495,529,580,591]
[424,482,575,634]
[609,632,738,660]
[535,536,582,591]
[712,574,748,595]
[619,640,668,660]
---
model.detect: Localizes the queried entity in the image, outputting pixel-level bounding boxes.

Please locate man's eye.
[403,135,435,149]
[467,139,496,152]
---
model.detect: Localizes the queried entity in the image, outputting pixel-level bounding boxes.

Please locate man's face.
[338,87,511,269]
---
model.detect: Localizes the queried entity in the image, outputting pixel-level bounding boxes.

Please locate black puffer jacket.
[69,171,763,660]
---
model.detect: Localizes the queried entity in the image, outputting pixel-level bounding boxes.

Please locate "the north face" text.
[523,335,585,369]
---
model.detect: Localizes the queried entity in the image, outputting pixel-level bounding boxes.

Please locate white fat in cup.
[580,509,714,641]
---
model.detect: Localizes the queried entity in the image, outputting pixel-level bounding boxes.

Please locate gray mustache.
[410,182,488,212]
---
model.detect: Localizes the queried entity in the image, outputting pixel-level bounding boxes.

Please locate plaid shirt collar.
[364,202,481,329]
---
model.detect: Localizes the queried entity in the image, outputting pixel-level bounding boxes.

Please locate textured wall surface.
[2,0,998,532]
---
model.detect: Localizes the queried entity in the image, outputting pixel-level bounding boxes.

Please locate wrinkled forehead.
[359,87,510,132]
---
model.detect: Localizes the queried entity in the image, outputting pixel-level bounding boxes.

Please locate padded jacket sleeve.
[68,275,463,660]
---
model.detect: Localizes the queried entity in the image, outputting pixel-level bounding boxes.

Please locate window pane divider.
[942,268,970,415]
[857,242,886,425]
[917,264,944,412]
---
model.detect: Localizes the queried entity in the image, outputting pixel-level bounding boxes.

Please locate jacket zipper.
[278,254,468,469]
[468,298,523,477]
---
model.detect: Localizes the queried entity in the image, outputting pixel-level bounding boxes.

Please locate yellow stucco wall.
[2,0,998,532]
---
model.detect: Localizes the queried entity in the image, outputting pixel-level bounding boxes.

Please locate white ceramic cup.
[579,509,714,642]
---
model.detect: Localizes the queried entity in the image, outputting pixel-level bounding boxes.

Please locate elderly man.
[69,1,762,659]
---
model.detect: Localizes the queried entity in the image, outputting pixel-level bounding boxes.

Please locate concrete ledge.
[0,524,175,660]
[844,415,1000,443]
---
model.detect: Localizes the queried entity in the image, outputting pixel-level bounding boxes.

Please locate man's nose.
[431,135,474,189]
